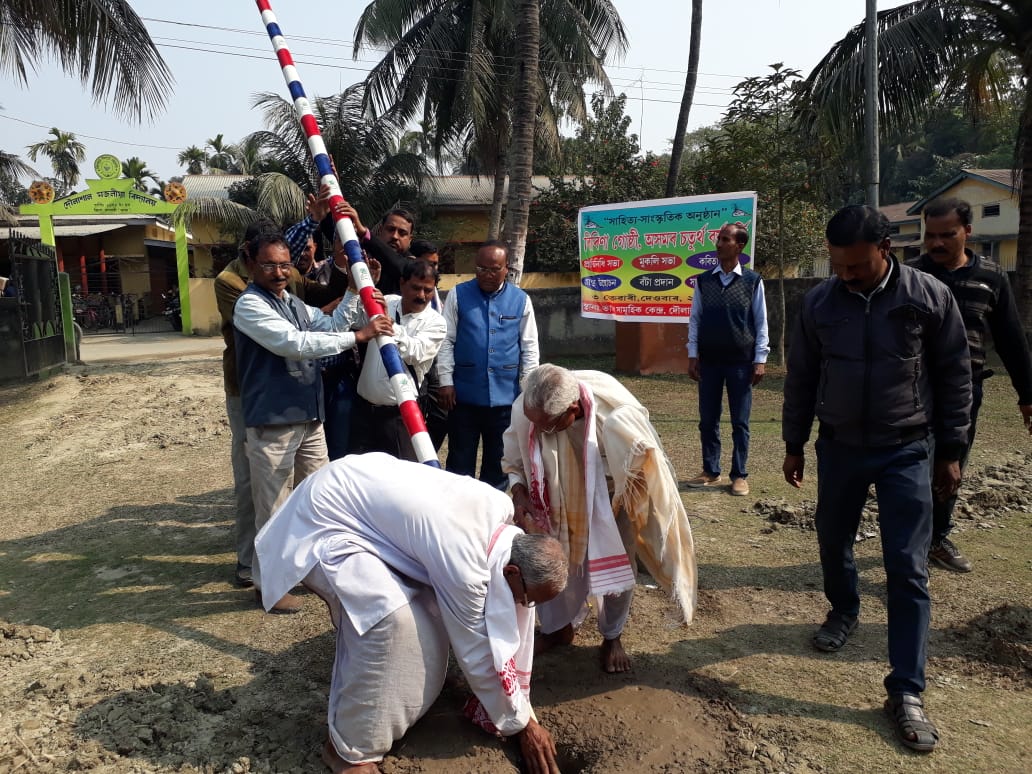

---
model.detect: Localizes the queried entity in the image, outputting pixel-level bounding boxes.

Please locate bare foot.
[600,636,631,673]
[534,623,575,655]
[321,739,381,773]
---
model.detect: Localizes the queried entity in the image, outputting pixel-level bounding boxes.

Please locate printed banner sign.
[578,191,757,322]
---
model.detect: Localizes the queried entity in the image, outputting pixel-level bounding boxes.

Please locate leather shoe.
[234,563,253,588]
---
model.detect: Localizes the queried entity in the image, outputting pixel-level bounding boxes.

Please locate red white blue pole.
[255,0,438,466]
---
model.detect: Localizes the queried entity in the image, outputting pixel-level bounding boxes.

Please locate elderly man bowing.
[502,364,697,673]
[256,453,567,773]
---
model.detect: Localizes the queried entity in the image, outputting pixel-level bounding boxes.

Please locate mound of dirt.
[937,605,1032,689]
[0,620,60,662]
[749,450,1032,537]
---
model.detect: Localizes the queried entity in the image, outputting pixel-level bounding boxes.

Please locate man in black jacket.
[907,197,1032,572]
[782,205,971,754]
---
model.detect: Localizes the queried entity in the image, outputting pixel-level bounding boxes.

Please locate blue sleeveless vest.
[452,280,528,407]
[234,285,324,426]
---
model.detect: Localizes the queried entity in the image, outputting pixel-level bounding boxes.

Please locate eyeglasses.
[540,407,573,435]
[520,575,536,608]
[474,264,507,276]
[257,262,293,274]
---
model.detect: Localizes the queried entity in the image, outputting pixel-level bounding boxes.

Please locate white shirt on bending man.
[255,453,568,771]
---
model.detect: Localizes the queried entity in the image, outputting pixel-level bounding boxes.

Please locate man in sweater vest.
[906,197,1032,573]
[215,218,348,590]
[686,223,769,497]
[438,242,540,488]
[233,231,391,613]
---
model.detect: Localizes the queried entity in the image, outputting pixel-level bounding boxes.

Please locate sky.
[0,0,911,186]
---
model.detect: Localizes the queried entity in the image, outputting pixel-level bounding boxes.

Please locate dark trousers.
[323,369,356,462]
[350,397,417,462]
[446,403,512,489]
[932,377,983,543]
[698,361,753,479]
[814,437,933,696]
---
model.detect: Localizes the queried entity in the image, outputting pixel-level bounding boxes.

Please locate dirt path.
[1,354,1029,773]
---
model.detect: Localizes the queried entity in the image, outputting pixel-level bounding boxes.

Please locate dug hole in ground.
[1,341,1029,773]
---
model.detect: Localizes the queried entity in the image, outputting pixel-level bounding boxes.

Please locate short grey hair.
[523,364,579,418]
[509,533,568,592]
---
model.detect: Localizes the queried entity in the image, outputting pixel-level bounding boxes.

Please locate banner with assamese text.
[578,191,757,322]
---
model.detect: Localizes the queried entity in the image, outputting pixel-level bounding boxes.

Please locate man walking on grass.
[906,196,1032,573]
[782,205,971,754]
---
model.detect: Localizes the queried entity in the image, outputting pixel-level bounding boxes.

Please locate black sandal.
[885,693,939,753]
[812,613,858,652]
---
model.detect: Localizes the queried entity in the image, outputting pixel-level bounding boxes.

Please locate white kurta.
[255,452,535,736]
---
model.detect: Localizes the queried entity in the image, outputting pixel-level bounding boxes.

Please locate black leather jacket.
[783,258,971,460]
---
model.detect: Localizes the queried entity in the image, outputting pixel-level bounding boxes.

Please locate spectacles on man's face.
[540,407,573,434]
[520,575,536,608]
[474,264,506,276]
[257,262,292,274]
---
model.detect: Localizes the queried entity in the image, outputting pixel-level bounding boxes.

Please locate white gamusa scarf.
[529,382,636,597]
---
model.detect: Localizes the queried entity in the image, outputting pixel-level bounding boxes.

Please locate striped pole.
[255,0,438,467]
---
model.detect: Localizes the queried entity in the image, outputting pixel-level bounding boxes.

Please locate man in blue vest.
[438,241,540,488]
[685,223,769,497]
[233,231,391,613]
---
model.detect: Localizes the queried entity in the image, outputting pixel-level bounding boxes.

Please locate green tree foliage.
[120,156,159,193]
[175,84,429,242]
[354,0,627,242]
[25,127,87,196]
[686,68,828,278]
[798,0,1032,333]
[0,1,172,121]
[530,94,666,272]
[177,146,207,176]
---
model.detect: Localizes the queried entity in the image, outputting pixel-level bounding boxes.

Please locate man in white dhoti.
[255,452,567,774]
[502,364,697,673]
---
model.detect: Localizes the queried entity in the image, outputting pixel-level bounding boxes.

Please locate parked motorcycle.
[163,288,182,331]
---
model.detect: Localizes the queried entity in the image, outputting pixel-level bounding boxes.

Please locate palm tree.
[205,134,237,173]
[665,0,703,197]
[121,156,159,192]
[502,0,541,280]
[26,127,87,195]
[176,84,430,239]
[798,0,1032,332]
[248,85,431,224]
[353,0,627,246]
[0,150,37,183]
[0,1,172,121]
[177,146,207,175]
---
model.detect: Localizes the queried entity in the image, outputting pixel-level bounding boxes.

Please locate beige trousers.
[246,420,328,589]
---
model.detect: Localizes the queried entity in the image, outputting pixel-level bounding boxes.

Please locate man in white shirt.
[233,232,391,614]
[255,453,567,774]
[685,223,769,497]
[347,260,447,461]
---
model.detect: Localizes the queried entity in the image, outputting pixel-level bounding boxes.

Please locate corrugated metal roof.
[431,175,559,206]
[182,174,250,200]
[881,201,919,223]
[907,168,1019,214]
[4,224,125,239]
[178,173,569,207]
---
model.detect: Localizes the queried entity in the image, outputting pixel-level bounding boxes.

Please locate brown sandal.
[885,693,939,753]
